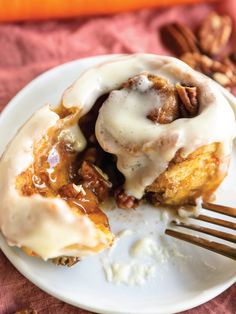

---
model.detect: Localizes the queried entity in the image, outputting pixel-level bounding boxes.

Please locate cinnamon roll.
[0,54,235,263]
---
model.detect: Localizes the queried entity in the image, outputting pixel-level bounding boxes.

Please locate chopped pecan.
[161,22,199,55]
[78,161,112,201]
[114,188,139,209]
[59,183,86,199]
[51,256,80,267]
[145,192,163,207]
[198,12,232,56]
[14,310,37,314]
[176,84,199,117]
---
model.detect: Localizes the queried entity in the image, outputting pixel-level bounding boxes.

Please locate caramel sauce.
[16,120,76,198]
[15,105,110,230]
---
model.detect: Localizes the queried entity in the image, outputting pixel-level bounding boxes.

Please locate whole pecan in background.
[198,12,232,56]
[161,22,199,56]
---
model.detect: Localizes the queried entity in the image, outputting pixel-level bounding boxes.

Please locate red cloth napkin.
[0,1,235,313]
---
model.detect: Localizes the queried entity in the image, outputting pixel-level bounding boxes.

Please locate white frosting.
[63,54,236,198]
[58,124,86,152]
[0,106,111,260]
[102,258,156,285]
[1,54,236,260]
[130,237,169,263]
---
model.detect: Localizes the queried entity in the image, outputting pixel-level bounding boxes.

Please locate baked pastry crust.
[146,143,229,206]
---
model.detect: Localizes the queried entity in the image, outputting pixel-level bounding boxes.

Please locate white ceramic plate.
[0,55,236,314]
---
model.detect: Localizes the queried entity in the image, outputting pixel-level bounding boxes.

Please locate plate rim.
[0,54,235,314]
[1,236,236,314]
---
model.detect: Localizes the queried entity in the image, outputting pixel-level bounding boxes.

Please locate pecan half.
[79,161,112,201]
[161,22,199,55]
[198,12,232,56]
[114,188,139,209]
[51,256,80,267]
[176,84,199,117]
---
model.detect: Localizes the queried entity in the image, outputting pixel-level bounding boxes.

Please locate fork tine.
[192,214,236,231]
[165,229,236,260]
[172,221,236,244]
[202,202,236,218]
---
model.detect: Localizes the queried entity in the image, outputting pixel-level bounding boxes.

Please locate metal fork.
[165,202,236,260]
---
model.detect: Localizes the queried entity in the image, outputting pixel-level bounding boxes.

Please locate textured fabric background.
[0,1,235,313]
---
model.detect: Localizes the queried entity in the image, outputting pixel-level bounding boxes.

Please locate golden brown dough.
[146,143,229,207]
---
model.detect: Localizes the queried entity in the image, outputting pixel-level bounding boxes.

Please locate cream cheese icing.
[1,53,236,260]
[0,106,110,260]
[63,54,236,198]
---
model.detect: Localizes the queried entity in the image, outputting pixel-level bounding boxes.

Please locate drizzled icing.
[1,54,236,259]
[64,54,236,198]
[0,106,111,260]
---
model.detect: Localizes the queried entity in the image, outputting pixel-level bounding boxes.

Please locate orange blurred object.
[0,0,215,22]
